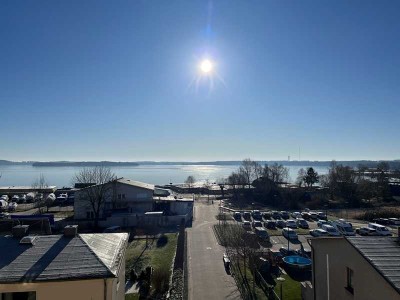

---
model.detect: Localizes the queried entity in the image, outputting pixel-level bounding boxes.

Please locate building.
[302,236,400,300]
[74,178,155,221]
[74,179,193,228]
[0,226,128,300]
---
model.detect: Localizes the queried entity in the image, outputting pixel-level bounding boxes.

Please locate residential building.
[0,226,128,300]
[302,236,400,300]
[74,178,154,220]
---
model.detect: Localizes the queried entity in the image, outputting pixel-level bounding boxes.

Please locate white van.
[331,219,355,236]
[368,223,392,236]
[322,224,341,236]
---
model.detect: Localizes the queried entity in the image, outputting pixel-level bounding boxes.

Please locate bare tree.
[239,158,255,188]
[185,175,196,190]
[296,168,306,187]
[73,166,116,228]
[32,174,48,213]
[203,179,212,202]
[263,163,289,183]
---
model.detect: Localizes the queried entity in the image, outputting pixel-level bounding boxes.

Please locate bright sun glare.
[200,59,213,73]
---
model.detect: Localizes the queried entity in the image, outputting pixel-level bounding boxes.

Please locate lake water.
[0,164,328,188]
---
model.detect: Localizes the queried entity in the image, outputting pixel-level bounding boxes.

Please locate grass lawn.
[274,274,301,300]
[125,233,178,277]
[125,294,139,300]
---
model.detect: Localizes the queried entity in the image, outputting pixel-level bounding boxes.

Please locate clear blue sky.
[1,0,399,161]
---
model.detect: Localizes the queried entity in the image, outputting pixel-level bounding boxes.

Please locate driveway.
[187,201,241,300]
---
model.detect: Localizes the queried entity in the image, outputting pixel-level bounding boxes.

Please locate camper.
[331,219,355,236]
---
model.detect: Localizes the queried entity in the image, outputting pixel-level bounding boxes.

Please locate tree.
[262,163,289,184]
[296,168,306,187]
[73,166,116,228]
[203,179,212,202]
[239,158,255,188]
[32,174,48,213]
[185,175,196,190]
[304,167,319,187]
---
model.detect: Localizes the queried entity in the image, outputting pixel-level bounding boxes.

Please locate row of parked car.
[309,219,393,237]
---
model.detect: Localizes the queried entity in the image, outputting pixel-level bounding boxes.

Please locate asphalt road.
[187,201,241,300]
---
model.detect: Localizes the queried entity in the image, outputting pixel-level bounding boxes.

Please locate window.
[346,267,354,294]
[0,292,36,300]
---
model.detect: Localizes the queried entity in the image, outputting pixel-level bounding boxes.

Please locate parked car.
[265,220,277,229]
[317,220,330,228]
[18,194,26,203]
[282,227,298,240]
[252,210,262,220]
[373,218,390,225]
[233,212,242,221]
[255,227,270,241]
[296,218,309,229]
[286,219,298,229]
[272,211,281,220]
[280,211,290,220]
[388,218,400,225]
[8,202,18,211]
[291,212,301,219]
[262,211,271,220]
[279,247,297,257]
[276,220,286,229]
[309,212,319,220]
[301,212,311,220]
[243,212,251,221]
[11,195,19,202]
[252,221,263,228]
[317,211,327,220]
[309,229,330,237]
[368,223,392,236]
[356,227,377,236]
[0,200,8,211]
[242,221,252,230]
[321,224,341,236]
[0,195,9,202]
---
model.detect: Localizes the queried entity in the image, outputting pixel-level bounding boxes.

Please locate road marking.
[206,247,212,250]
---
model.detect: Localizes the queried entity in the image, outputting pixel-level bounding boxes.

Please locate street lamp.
[276,277,285,300]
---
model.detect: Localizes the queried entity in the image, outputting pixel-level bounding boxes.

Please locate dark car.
[276,220,286,229]
[373,218,389,225]
[262,212,271,220]
[243,212,251,221]
[265,220,277,229]
[280,211,290,220]
[272,211,281,220]
[252,221,263,228]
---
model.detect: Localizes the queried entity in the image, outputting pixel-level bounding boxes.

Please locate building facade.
[303,236,400,300]
[74,178,154,220]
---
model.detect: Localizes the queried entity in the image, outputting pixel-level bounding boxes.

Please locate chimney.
[12,225,29,238]
[64,225,78,237]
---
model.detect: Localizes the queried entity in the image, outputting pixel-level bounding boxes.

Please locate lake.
[0,164,328,188]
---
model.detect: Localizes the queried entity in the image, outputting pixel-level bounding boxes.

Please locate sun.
[200,59,213,74]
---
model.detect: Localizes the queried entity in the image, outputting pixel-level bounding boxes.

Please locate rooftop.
[346,236,400,294]
[116,178,154,191]
[0,233,128,283]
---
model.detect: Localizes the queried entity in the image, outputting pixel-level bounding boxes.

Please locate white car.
[356,227,377,236]
[0,195,9,201]
[331,219,355,236]
[291,212,301,219]
[322,224,341,236]
[317,220,330,228]
[8,202,18,211]
[282,227,298,240]
[368,223,392,236]
[310,229,330,237]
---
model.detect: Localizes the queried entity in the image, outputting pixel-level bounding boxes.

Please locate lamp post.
[276,276,285,300]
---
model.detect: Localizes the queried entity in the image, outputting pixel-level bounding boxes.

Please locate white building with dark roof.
[0,228,128,300]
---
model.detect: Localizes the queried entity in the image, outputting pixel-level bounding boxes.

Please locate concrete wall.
[310,237,400,300]
[75,182,154,220]
[0,278,122,300]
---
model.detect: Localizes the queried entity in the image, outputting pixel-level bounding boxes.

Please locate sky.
[1,0,399,162]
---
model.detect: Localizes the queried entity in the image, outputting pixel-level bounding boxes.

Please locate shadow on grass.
[156,235,168,248]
